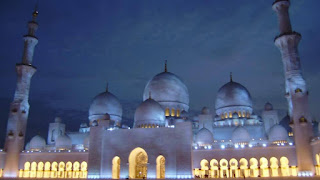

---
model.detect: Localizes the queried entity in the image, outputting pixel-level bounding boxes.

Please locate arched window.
[249,158,259,177]
[112,156,121,179]
[171,108,175,116]
[44,162,51,178]
[210,159,219,178]
[80,161,88,178]
[23,162,31,178]
[259,157,269,177]
[30,162,37,178]
[165,108,170,116]
[66,161,73,178]
[270,157,279,177]
[58,162,65,178]
[229,158,238,178]
[73,161,80,178]
[280,157,290,176]
[156,155,165,178]
[219,159,229,178]
[37,162,44,178]
[239,158,248,178]
[176,109,181,117]
[51,162,58,178]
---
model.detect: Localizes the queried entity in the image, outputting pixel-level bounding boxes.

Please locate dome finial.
[164,60,168,72]
[106,82,109,92]
[32,1,39,19]
[149,91,152,99]
[230,72,233,82]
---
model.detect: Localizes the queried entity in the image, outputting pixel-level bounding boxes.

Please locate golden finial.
[230,72,233,82]
[32,1,39,18]
[164,60,167,72]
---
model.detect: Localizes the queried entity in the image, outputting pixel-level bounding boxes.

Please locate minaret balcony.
[274,31,301,42]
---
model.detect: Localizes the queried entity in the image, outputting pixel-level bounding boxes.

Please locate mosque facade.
[1,0,320,179]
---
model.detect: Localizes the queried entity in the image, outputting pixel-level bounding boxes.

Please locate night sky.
[0,0,320,146]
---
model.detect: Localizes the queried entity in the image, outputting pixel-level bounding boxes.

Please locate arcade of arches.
[19,161,87,178]
[194,157,296,178]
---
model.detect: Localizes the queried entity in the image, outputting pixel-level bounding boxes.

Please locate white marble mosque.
[1,0,320,179]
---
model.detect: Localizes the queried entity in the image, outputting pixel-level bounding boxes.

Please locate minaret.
[272,0,314,175]
[3,8,39,177]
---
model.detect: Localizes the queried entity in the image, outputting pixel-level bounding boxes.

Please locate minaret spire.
[3,7,39,177]
[164,60,167,72]
[272,0,314,175]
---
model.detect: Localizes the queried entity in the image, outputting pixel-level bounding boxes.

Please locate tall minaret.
[3,7,39,177]
[272,0,314,175]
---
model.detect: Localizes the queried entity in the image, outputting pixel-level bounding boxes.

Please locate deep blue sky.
[0,0,320,145]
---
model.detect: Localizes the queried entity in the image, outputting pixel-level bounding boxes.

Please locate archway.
[239,158,248,178]
[280,157,290,176]
[249,158,258,177]
[23,162,30,178]
[156,155,165,179]
[37,162,44,178]
[219,159,229,178]
[229,158,238,178]
[73,161,80,178]
[66,161,73,178]
[270,157,279,177]
[51,161,58,178]
[200,159,209,178]
[112,156,121,179]
[259,157,269,177]
[210,159,219,178]
[30,162,37,178]
[58,162,65,178]
[129,147,148,179]
[80,161,88,178]
[44,162,51,178]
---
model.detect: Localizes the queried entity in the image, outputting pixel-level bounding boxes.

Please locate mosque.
[1,0,320,179]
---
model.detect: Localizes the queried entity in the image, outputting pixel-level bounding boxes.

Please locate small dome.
[268,124,288,142]
[80,123,88,128]
[264,102,273,111]
[25,142,30,151]
[201,107,210,115]
[232,126,250,143]
[89,90,122,123]
[83,136,90,149]
[195,128,214,146]
[215,80,252,116]
[134,98,165,128]
[143,71,189,111]
[54,117,62,123]
[55,135,72,150]
[29,135,46,150]
[232,112,239,119]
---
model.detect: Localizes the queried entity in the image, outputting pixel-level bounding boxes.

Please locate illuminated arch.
[129,147,148,179]
[73,161,80,178]
[156,155,165,179]
[270,157,279,177]
[112,156,121,179]
[44,162,51,178]
[239,158,248,177]
[30,161,37,178]
[229,158,238,178]
[80,161,88,178]
[249,158,258,177]
[37,162,44,178]
[210,159,219,178]
[58,162,65,178]
[219,159,229,178]
[66,161,73,178]
[200,159,209,170]
[280,157,290,176]
[23,162,31,178]
[259,157,269,177]
[51,161,58,178]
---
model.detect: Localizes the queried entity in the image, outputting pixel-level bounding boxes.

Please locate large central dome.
[143,69,189,112]
[215,77,253,117]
